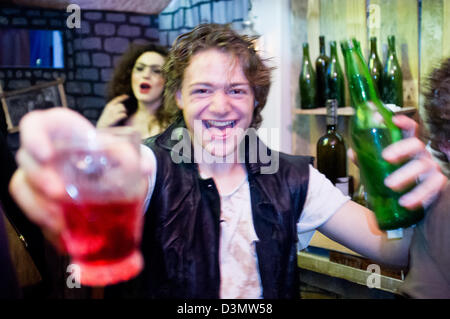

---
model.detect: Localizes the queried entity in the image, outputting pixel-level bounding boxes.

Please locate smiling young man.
[116,24,446,298]
[9,24,447,299]
[176,48,257,193]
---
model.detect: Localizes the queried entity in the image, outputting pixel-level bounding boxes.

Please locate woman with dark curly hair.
[97,43,174,138]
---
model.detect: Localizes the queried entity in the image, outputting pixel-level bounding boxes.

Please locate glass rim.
[52,126,142,152]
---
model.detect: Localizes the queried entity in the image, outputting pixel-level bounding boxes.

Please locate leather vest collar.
[153,116,277,177]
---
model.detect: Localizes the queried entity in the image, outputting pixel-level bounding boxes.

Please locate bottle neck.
[330,42,337,58]
[303,45,310,59]
[341,40,379,106]
[319,37,326,55]
[341,39,398,133]
[370,38,377,54]
[388,36,396,55]
[326,100,338,126]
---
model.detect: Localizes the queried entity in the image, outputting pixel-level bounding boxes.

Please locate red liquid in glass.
[61,198,142,264]
[60,197,144,286]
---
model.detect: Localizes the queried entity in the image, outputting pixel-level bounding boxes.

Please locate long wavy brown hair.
[163,23,274,129]
[106,43,173,128]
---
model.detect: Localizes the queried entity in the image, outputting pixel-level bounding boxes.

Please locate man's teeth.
[205,120,235,128]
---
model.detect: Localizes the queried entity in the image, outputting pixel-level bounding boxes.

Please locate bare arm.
[318,200,413,268]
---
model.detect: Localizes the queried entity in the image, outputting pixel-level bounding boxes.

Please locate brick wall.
[0,5,160,124]
[158,0,248,47]
[0,5,160,153]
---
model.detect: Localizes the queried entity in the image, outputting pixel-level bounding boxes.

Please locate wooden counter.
[309,231,361,256]
[298,231,406,297]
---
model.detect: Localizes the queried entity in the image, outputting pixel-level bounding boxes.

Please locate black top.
[0,206,20,298]
[0,132,48,298]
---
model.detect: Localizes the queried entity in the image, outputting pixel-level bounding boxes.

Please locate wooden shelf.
[293,106,417,116]
[297,251,404,294]
[294,106,354,116]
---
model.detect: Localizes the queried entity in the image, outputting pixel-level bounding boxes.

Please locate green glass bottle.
[367,37,383,96]
[316,36,330,107]
[316,99,347,185]
[381,35,403,107]
[299,43,317,109]
[326,41,345,107]
[340,38,423,231]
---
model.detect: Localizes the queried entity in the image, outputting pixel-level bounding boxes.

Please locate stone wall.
[0,5,160,125]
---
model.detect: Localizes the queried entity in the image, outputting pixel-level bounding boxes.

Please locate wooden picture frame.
[0,78,67,133]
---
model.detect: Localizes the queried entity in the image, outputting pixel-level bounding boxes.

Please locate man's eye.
[229,89,246,95]
[192,88,210,94]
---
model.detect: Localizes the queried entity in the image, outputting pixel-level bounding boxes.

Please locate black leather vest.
[107,118,312,299]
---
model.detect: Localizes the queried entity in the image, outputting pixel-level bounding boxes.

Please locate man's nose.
[209,90,231,115]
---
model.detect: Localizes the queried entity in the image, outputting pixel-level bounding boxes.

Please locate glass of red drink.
[53,127,145,286]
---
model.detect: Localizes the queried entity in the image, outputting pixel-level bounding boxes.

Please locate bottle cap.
[326,99,338,125]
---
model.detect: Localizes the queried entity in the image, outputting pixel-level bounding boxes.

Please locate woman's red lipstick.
[140,82,151,93]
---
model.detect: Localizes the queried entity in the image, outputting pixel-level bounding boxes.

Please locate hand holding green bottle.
[381,115,443,210]
[347,115,444,208]
[341,38,446,231]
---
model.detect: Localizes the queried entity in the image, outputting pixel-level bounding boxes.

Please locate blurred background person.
[399,57,450,298]
[97,43,175,139]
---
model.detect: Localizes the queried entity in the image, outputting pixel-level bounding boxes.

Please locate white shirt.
[218,176,261,298]
[142,146,350,298]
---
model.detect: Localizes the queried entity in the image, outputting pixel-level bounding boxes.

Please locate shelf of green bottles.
[293,106,417,116]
